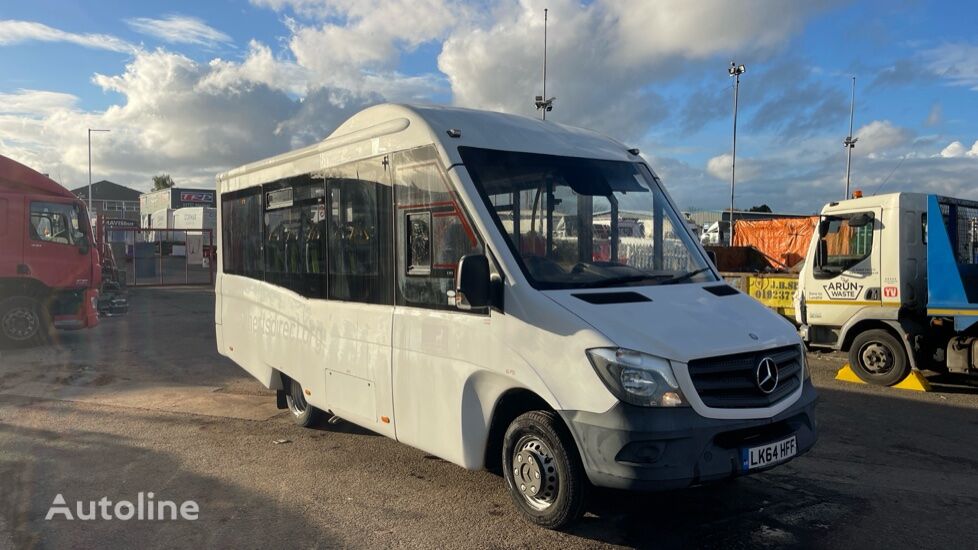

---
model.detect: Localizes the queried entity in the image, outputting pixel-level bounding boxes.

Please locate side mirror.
[453,254,490,310]
[706,250,718,267]
[815,239,828,269]
[78,235,90,255]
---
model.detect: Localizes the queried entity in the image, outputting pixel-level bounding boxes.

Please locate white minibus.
[215,104,818,528]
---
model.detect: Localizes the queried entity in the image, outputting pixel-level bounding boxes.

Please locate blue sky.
[2,0,977,213]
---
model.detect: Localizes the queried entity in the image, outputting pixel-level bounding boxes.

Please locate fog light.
[660,391,684,407]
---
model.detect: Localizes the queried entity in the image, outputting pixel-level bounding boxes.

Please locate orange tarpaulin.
[733,217,818,268]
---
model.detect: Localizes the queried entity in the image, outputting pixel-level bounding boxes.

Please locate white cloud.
[0,20,136,53]
[254,0,460,97]
[922,42,978,90]
[0,89,79,115]
[203,40,309,96]
[126,15,233,48]
[705,153,761,182]
[853,120,913,156]
[940,141,968,158]
[0,48,381,192]
[438,0,836,142]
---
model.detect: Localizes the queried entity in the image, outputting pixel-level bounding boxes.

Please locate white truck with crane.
[792,192,978,386]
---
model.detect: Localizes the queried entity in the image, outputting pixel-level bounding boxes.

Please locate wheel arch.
[480,386,557,474]
[841,318,920,370]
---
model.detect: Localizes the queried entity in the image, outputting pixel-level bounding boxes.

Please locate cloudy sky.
[1,0,977,213]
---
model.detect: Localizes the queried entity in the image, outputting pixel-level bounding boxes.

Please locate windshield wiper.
[658,267,713,285]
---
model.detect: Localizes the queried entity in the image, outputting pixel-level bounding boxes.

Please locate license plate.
[741,435,797,471]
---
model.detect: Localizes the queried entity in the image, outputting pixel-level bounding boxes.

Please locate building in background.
[139,187,216,228]
[70,180,142,223]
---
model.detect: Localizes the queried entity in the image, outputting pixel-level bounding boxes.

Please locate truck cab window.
[30,202,84,245]
[819,213,874,274]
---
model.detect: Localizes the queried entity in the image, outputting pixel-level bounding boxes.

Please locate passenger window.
[393,146,482,310]
[221,188,263,279]
[30,201,84,245]
[263,177,327,298]
[326,158,393,305]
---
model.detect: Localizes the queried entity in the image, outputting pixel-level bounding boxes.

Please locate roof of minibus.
[218,103,639,185]
[0,154,75,198]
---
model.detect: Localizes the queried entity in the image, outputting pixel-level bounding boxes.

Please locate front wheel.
[502,410,587,529]
[848,329,911,386]
[285,377,325,427]
[0,297,48,348]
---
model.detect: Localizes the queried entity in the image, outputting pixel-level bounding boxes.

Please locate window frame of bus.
[220,186,264,280]
[262,175,328,299]
[391,146,489,313]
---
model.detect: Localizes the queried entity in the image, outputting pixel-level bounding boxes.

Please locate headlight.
[586,348,687,407]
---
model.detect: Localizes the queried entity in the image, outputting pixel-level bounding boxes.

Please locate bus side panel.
[218,274,280,389]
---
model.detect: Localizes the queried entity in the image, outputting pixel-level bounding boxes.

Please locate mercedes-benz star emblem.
[755,357,779,394]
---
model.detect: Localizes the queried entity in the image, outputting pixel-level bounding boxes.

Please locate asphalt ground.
[2,287,978,549]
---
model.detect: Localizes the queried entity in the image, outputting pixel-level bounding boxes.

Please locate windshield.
[460,147,716,289]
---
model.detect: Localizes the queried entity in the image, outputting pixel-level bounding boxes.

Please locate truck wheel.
[848,329,911,386]
[285,377,324,428]
[502,410,587,529]
[0,297,47,347]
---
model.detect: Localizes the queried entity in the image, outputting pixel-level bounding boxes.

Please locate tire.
[284,377,324,428]
[848,329,911,386]
[502,410,587,529]
[0,297,48,348]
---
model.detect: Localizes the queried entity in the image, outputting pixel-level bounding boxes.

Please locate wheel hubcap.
[2,308,38,341]
[288,381,308,416]
[512,437,558,510]
[860,342,894,374]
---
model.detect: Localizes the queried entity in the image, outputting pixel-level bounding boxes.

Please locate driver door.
[803,208,882,331]
[24,199,93,290]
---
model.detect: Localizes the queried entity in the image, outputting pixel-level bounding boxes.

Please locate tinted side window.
[326,158,393,305]
[263,176,327,298]
[393,146,481,309]
[221,188,263,278]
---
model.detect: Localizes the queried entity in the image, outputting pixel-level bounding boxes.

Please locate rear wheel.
[502,411,587,529]
[848,329,911,386]
[285,377,325,428]
[0,297,47,347]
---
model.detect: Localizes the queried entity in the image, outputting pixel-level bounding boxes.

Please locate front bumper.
[559,380,818,491]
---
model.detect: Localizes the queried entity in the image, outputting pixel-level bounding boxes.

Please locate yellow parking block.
[834,364,932,392]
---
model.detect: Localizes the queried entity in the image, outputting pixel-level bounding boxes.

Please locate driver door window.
[30,202,84,245]
[393,146,482,310]
[820,214,874,274]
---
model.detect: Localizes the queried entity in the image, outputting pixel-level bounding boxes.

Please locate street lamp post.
[87,128,110,213]
[843,76,858,199]
[728,62,745,247]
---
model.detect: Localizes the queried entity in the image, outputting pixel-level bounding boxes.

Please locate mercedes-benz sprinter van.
[216,104,818,528]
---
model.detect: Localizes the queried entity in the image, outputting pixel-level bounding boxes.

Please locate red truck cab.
[0,154,101,346]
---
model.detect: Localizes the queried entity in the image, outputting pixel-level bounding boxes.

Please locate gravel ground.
[1,287,977,549]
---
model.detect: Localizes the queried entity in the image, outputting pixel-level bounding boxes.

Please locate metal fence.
[104,228,214,286]
[939,198,978,265]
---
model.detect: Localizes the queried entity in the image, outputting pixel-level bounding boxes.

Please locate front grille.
[687,345,802,409]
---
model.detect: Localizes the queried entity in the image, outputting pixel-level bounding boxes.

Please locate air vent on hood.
[572,292,651,305]
[703,285,739,296]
